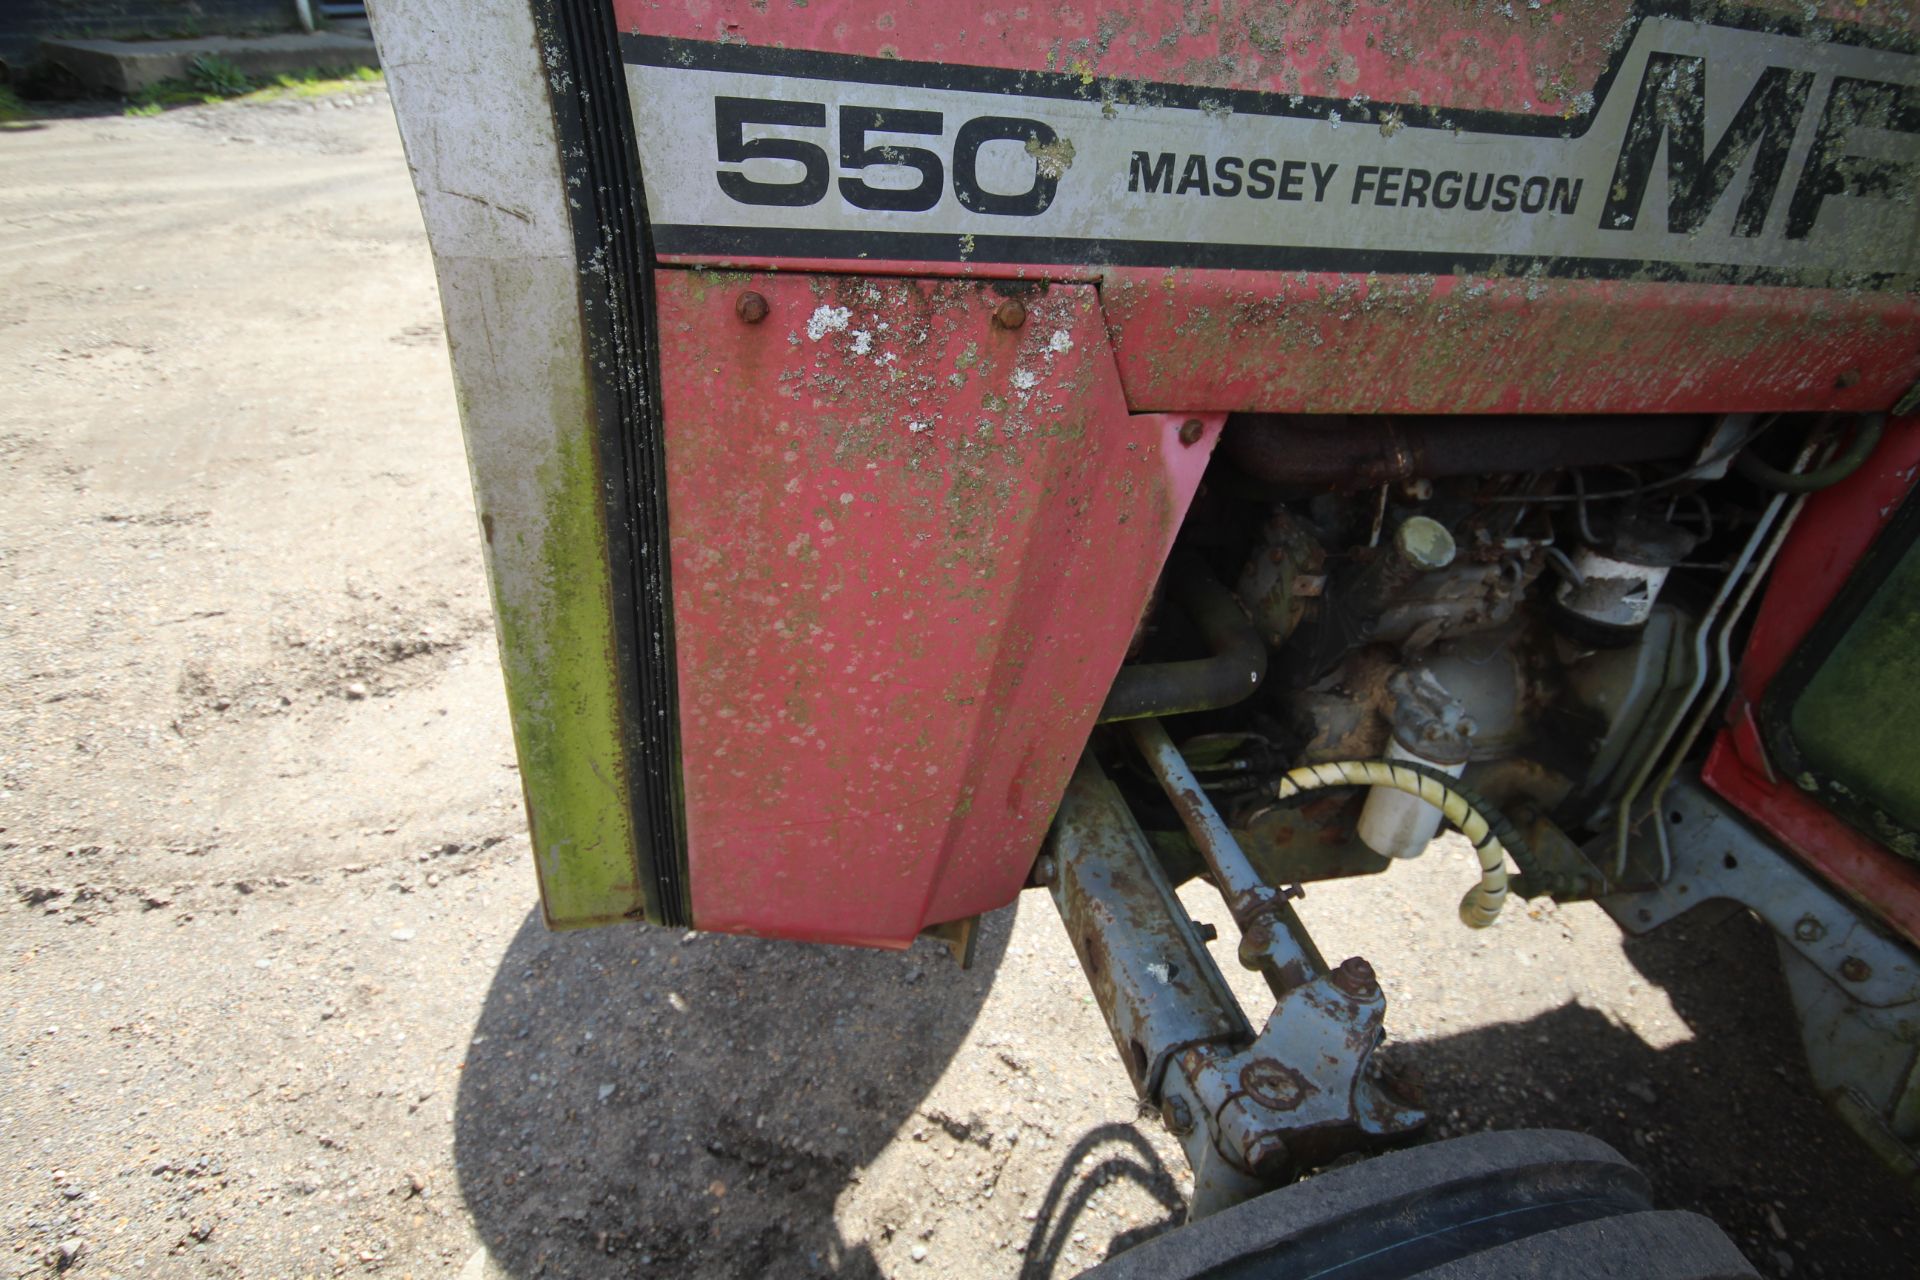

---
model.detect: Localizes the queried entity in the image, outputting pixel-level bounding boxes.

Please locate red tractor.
[372,1,1919,1272]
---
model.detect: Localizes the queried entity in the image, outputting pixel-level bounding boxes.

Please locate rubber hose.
[1273,759,1521,928]
[1099,552,1267,723]
[1735,413,1884,493]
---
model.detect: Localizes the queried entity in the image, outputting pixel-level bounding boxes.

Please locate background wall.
[2,1,300,74]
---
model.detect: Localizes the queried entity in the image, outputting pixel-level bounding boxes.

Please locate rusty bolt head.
[735,291,769,324]
[993,297,1027,330]
[1243,1134,1291,1178]
[1031,854,1057,887]
[1236,919,1272,971]
[1330,956,1379,1000]
[1161,1094,1195,1137]
[1841,956,1872,983]
[1793,914,1826,943]
[1178,419,1206,447]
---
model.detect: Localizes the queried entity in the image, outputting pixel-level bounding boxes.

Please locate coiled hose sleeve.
[1273,759,1523,928]
[1735,413,1884,493]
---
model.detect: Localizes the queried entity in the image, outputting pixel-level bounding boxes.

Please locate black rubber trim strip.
[531,0,689,926]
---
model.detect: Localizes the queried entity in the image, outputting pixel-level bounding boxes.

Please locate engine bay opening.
[1100,410,1883,904]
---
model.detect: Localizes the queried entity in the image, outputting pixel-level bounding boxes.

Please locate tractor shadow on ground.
[1049,905,1920,1280]
[454,904,1010,1279]
[1015,1125,1186,1279]
[1373,904,1920,1279]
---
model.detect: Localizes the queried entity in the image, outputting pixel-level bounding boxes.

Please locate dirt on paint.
[2,88,1917,1280]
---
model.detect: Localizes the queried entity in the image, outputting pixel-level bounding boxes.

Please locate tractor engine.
[1113,411,1815,909]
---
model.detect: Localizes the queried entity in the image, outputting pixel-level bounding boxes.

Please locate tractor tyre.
[1082,1128,1756,1279]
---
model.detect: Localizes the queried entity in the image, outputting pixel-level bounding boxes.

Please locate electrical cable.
[1479,416,1775,505]
[1271,759,1523,928]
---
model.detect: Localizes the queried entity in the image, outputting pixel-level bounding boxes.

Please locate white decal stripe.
[628,18,1920,285]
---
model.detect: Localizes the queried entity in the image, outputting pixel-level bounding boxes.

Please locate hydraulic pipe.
[1130,718,1325,991]
[1736,413,1885,493]
[1608,436,1820,881]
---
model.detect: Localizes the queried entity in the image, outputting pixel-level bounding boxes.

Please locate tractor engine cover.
[368,0,1920,945]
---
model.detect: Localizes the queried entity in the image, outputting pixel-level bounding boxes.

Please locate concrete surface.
[38,31,377,94]
[1,87,1917,1279]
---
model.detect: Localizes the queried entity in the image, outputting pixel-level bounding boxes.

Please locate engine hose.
[1273,759,1527,929]
[1734,413,1884,493]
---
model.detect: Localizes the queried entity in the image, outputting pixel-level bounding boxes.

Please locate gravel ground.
[3,88,1916,1279]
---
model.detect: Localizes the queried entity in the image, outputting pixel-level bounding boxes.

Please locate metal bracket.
[1606,775,1920,1181]
[1602,776,1920,1009]
[918,915,981,968]
[1174,958,1424,1183]
[1045,748,1423,1220]
[1045,756,1250,1101]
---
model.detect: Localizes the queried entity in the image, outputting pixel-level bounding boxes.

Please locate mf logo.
[1603,49,1920,240]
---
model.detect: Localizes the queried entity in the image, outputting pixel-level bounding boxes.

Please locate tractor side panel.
[1704,418,1920,949]
[1099,270,1920,415]
[657,271,1216,946]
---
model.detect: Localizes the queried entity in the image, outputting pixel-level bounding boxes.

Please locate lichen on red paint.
[657,269,1214,945]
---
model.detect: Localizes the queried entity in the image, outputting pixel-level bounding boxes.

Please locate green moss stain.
[483,350,643,929]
